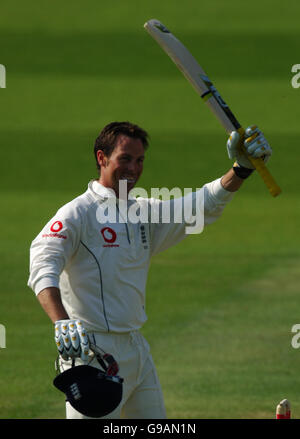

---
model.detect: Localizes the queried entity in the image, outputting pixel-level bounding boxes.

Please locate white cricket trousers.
[58,330,166,419]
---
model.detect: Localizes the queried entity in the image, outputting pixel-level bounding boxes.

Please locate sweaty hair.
[94,121,149,171]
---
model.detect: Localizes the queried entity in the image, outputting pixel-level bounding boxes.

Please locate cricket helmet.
[53,364,123,418]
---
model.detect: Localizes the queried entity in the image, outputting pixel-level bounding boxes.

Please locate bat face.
[144,19,240,133]
[199,74,241,131]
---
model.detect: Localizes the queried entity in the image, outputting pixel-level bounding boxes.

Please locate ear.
[97,150,108,168]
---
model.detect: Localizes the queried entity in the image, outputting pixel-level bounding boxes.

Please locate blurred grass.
[0,31,298,80]
[0,0,300,419]
[0,0,299,33]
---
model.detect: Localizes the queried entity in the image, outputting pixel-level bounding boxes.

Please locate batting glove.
[227,125,272,169]
[54,319,90,362]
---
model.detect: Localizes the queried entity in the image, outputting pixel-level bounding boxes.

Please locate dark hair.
[94,121,149,171]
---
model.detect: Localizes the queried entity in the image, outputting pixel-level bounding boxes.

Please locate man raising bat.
[28,119,271,419]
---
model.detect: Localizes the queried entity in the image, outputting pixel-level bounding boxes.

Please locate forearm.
[37,287,69,323]
[221,168,244,192]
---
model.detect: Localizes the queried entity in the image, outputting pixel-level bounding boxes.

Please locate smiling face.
[97,134,145,198]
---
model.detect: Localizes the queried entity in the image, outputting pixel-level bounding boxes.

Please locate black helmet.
[53,364,123,418]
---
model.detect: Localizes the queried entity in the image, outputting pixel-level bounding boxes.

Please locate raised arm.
[220,168,244,192]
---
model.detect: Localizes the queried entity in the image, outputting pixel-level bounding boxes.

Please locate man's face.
[97,134,145,197]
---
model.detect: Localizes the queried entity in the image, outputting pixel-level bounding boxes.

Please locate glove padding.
[55,319,89,362]
[227,125,272,169]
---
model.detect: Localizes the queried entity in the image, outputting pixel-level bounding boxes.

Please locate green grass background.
[0,0,300,419]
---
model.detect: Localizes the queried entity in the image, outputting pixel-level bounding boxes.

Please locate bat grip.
[237,127,281,197]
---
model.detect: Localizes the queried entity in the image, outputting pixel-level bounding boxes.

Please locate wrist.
[232,162,254,179]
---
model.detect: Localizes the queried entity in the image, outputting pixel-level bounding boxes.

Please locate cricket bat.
[144,19,281,197]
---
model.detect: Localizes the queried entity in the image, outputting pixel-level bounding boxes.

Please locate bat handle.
[237,127,281,197]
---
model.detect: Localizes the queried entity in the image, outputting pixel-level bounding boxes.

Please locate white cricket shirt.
[28,178,234,332]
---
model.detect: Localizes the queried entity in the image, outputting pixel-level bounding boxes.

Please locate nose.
[127,160,138,174]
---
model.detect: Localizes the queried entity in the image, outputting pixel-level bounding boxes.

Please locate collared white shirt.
[28,178,234,333]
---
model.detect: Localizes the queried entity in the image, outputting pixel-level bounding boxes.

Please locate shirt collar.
[89,180,136,201]
[91,180,117,198]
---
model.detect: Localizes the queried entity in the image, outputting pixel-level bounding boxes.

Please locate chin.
[118,179,136,192]
[128,182,136,191]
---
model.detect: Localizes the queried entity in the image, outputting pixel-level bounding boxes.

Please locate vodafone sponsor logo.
[101,227,119,247]
[43,220,67,240]
[50,221,63,232]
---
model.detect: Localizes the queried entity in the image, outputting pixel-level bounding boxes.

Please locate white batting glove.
[54,319,90,362]
[227,125,272,169]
